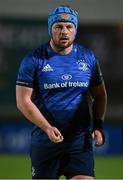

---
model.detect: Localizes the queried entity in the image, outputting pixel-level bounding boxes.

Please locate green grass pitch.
[0,154,123,179]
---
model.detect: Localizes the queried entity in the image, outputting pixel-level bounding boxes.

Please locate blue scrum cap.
[48,5,78,36]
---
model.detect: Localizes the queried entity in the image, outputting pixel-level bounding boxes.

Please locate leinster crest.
[76,60,88,71]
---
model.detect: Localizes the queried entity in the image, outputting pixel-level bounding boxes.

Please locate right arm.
[16,85,63,143]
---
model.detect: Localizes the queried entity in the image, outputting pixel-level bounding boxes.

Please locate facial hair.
[51,35,75,50]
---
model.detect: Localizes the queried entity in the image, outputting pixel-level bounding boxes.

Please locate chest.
[37,56,92,90]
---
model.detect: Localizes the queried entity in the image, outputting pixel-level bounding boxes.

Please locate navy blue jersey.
[16,42,103,142]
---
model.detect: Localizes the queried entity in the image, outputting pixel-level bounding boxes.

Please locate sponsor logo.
[61,74,72,80]
[76,60,88,71]
[42,64,53,72]
[44,81,89,89]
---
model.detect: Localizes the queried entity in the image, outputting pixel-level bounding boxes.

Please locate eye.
[67,25,73,29]
[55,25,62,29]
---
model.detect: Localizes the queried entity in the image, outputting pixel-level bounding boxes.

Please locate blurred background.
[0,0,123,179]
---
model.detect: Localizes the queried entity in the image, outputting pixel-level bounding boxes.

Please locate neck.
[50,39,73,55]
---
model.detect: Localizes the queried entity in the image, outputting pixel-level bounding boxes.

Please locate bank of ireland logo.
[76,60,88,71]
[61,74,72,80]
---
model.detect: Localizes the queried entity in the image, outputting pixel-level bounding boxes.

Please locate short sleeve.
[90,54,103,87]
[16,53,38,88]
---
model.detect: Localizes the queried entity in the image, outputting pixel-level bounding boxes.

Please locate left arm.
[90,81,107,121]
[89,81,107,146]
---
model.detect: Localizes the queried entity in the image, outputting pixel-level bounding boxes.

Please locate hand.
[92,129,105,147]
[46,126,64,143]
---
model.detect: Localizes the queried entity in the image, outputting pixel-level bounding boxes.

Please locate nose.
[61,26,67,33]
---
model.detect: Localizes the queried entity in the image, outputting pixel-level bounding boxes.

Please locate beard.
[51,36,75,50]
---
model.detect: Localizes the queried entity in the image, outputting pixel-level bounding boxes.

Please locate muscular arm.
[89,81,107,146]
[16,85,63,143]
[90,81,107,121]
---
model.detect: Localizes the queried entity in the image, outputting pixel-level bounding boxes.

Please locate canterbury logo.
[42,64,53,72]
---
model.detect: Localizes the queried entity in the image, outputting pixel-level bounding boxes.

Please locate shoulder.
[21,42,49,65]
[32,42,49,59]
[77,43,95,58]
[75,43,97,64]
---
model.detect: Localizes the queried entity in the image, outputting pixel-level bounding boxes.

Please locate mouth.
[60,37,69,41]
[59,38,69,44]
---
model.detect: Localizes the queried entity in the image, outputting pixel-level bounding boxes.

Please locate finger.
[54,128,62,137]
[92,129,105,146]
[95,136,103,146]
[53,135,64,143]
[92,131,100,145]
[55,134,64,141]
[53,128,64,140]
[52,128,64,142]
[53,138,63,143]
[92,132,95,139]
[95,130,105,146]
[95,141,103,146]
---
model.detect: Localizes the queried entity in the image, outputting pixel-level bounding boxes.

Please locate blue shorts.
[30,131,94,179]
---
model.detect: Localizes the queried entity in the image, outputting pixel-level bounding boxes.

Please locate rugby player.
[16,5,107,179]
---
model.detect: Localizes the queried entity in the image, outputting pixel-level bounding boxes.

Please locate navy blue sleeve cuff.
[16,80,33,88]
